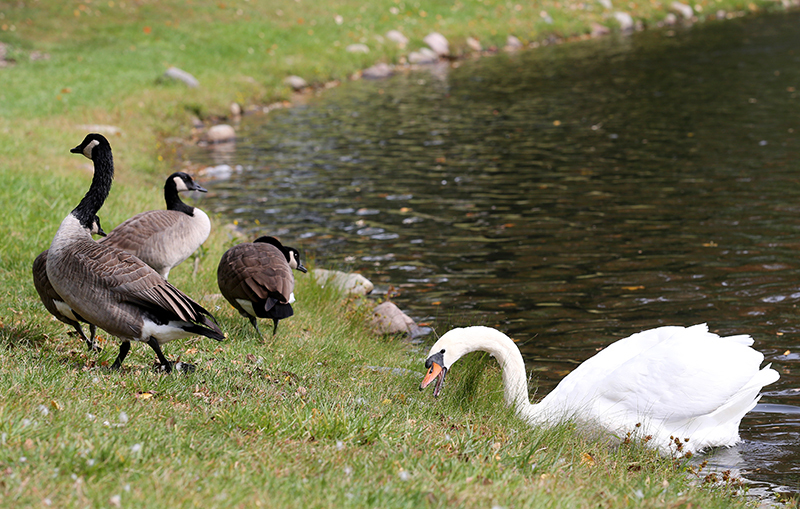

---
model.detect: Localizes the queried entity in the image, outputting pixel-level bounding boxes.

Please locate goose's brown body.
[33,249,98,350]
[46,134,223,372]
[99,172,210,279]
[217,236,306,335]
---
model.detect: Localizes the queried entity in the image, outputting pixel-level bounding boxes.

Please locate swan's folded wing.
[594,332,767,422]
[546,325,703,399]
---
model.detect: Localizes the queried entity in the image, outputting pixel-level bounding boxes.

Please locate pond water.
[188,11,800,497]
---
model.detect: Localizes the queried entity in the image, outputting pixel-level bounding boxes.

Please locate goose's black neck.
[72,143,114,229]
[165,181,195,216]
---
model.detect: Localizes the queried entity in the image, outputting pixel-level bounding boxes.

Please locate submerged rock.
[408,48,439,64]
[199,164,241,180]
[207,124,236,143]
[362,62,394,80]
[313,269,374,295]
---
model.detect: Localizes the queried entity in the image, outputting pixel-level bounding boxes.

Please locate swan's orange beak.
[419,361,447,397]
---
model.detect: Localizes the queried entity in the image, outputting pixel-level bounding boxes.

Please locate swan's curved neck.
[72,145,114,225]
[457,328,534,414]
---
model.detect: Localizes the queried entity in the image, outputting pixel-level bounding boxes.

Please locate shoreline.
[188,1,799,135]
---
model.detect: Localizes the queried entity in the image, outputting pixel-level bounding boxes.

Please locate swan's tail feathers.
[715,364,779,422]
[688,363,780,451]
[723,334,755,347]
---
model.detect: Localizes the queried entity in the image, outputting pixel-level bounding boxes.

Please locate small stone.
[663,13,678,25]
[362,62,393,80]
[715,9,727,19]
[613,12,635,32]
[230,102,242,118]
[207,124,236,143]
[598,0,613,8]
[283,75,307,90]
[505,35,523,51]
[313,269,374,295]
[371,301,421,337]
[671,1,694,18]
[591,23,611,37]
[386,30,409,48]
[408,48,439,64]
[163,66,199,88]
[346,43,370,54]
[466,37,482,52]
[423,32,449,56]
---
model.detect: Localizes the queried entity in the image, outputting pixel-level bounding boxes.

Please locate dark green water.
[190,12,800,496]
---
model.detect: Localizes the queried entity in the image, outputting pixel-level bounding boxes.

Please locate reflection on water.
[189,11,800,496]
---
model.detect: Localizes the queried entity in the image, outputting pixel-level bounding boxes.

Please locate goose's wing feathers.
[33,249,80,322]
[246,265,294,302]
[99,211,182,251]
[33,250,61,307]
[220,244,294,301]
[71,242,211,323]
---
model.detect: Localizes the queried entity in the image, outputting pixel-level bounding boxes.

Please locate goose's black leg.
[82,324,101,352]
[147,337,194,373]
[249,316,262,336]
[74,324,93,351]
[88,324,100,351]
[111,341,131,370]
[272,318,279,336]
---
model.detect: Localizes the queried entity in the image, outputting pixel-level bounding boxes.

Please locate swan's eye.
[440,349,445,354]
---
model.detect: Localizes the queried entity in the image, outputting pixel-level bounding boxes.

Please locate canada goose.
[217,236,307,335]
[46,133,224,373]
[32,215,105,351]
[99,171,210,279]
[420,325,779,455]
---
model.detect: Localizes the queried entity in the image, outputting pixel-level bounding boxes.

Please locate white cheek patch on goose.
[174,176,189,192]
[83,139,100,159]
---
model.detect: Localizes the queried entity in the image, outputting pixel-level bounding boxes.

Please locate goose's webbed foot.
[156,361,196,374]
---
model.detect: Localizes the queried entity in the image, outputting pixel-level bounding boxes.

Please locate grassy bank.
[0,0,792,506]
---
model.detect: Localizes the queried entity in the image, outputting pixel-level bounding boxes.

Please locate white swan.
[419,324,779,455]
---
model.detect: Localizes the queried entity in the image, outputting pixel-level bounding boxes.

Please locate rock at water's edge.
[372,301,421,337]
[313,269,374,295]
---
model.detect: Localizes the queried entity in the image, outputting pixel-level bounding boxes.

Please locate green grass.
[0,0,792,506]
[0,281,758,507]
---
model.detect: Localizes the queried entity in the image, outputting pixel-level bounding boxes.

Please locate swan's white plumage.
[422,324,779,455]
